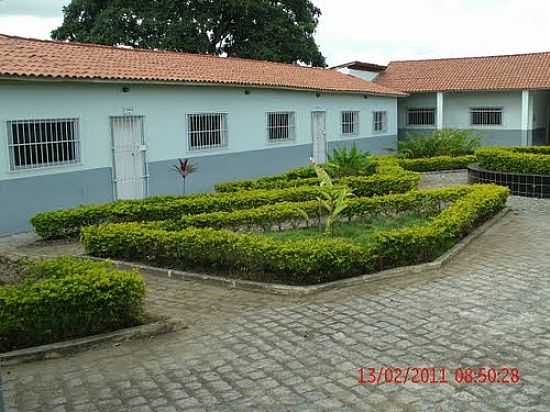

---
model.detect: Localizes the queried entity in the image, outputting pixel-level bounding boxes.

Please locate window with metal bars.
[267,112,295,142]
[471,107,503,126]
[407,108,435,126]
[7,118,80,171]
[373,111,387,133]
[187,113,227,150]
[341,111,359,136]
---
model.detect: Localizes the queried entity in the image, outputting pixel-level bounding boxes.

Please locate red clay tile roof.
[0,34,405,97]
[375,52,550,93]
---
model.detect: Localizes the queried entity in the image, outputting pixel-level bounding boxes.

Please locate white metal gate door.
[111,116,147,200]
[311,111,327,163]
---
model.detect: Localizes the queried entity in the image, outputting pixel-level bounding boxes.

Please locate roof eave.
[0,74,407,97]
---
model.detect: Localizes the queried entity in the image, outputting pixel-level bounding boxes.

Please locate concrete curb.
[420,169,468,175]
[0,318,183,367]
[89,207,511,296]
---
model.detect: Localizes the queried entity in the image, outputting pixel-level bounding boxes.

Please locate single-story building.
[335,54,550,146]
[0,34,404,234]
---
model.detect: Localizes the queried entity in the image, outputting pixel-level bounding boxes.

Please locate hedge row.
[81,185,508,285]
[158,186,474,232]
[477,147,550,175]
[397,155,477,172]
[0,257,145,352]
[214,166,418,193]
[32,172,419,240]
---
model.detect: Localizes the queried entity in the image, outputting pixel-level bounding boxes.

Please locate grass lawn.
[262,213,430,247]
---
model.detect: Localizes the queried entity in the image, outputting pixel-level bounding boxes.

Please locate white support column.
[436,92,444,130]
[521,90,530,146]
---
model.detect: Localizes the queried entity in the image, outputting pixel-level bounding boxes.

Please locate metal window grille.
[471,107,502,126]
[408,108,435,126]
[7,118,80,171]
[341,111,359,136]
[187,113,227,150]
[267,112,295,141]
[373,111,387,132]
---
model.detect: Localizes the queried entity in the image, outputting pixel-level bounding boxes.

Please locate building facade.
[0,35,403,234]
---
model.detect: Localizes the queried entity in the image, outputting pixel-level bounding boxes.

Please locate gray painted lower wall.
[398,128,523,146]
[1,136,397,234]
[149,135,398,196]
[0,168,113,235]
[529,128,547,146]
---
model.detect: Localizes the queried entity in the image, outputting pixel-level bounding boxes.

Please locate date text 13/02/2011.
[358,368,520,385]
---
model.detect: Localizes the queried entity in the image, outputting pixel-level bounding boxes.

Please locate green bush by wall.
[0,257,145,352]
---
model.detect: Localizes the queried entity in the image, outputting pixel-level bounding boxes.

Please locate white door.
[311,111,327,163]
[111,116,146,200]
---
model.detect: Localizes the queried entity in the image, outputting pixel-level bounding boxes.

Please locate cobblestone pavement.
[2,180,550,411]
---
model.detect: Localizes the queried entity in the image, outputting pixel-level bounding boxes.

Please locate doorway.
[311,111,327,163]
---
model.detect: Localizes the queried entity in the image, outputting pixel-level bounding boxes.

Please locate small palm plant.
[327,144,373,177]
[311,159,354,236]
[173,158,197,195]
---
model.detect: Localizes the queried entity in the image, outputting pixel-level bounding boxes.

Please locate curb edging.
[0,319,183,367]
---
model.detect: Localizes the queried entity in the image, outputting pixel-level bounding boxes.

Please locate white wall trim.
[521,90,530,146]
[436,92,444,130]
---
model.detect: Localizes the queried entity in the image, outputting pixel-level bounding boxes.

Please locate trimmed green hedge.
[32,171,419,240]
[81,185,508,285]
[157,186,474,232]
[397,155,476,172]
[0,258,145,352]
[477,147,550,175]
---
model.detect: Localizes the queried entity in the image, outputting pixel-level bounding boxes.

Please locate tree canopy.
[51,0,326,66]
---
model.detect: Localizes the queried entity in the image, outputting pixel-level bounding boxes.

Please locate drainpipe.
[521,90,530,146]
[436,92,444,130]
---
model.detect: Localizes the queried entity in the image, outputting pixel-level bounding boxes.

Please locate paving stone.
[1,176,550,410]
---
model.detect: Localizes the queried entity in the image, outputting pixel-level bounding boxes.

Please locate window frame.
[340,111,360,137]
[407,108,436,128]
[6,118,81,172]
[186,112,228,152]
[266,111,296,143]
[470,107,504,127]
[372,111,388,133]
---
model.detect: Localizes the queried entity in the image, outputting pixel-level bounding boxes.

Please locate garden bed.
[81,184,509,286]
[0,257,146,353]
[471,147,550,198]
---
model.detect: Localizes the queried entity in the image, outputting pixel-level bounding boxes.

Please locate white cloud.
[0,15,62,39]
[2,0,550,66]
[312,0,550,65]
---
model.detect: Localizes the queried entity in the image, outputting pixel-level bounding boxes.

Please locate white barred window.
[373,111,387,132]
[341,111,359,136]
[471,107,502,126]
[408,108,435,126]
[267,112,295,142]
[187,113,227,150]
[7,118,80,171]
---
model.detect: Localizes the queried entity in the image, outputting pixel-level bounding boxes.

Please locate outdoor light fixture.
[316,92,321,98]
[244,89,251,95]
[122,86,130,93]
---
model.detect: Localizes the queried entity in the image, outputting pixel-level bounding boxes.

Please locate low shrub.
[33,170,419,240]
[159,186,474,232]
[326,144,376,177]
[81,185,508,285]
[397,155,477,172]
[399,129,481,158]
[0,257,145,352]
[477,147,550,175]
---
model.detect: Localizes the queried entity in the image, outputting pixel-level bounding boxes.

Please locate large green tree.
[51,0,326,66]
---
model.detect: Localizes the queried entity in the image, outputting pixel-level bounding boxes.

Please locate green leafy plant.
[399,129,481,159]
[0,257,145,352]
[311,160,354,235]
[327,144,374,177]
[477,147,550,175]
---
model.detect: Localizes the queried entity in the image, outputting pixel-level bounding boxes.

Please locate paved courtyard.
[2,173,550,411]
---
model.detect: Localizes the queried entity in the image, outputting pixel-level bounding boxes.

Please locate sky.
[2,0,550,66]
